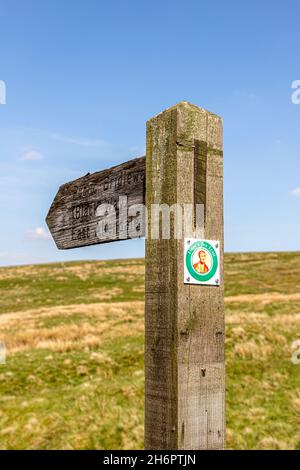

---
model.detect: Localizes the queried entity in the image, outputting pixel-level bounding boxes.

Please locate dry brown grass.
[65,263,144,280]
[0,259,144,282]
[226,292,300,304]
[0,301,144,354]
[87,287,123,301]
[1,253,300,449]
[0,265,43,280]
[234,340,273,359]
[227,311,300,326]
[259,436,290,450]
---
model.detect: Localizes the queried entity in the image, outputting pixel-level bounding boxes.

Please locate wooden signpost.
[46,101,225,450]
[46,156,145,249]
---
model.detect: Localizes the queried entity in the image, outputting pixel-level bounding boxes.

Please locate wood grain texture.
[46,157,145,249]
[145,101,224,450]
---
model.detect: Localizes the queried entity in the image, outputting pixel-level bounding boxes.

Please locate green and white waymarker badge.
[184,238,220,286]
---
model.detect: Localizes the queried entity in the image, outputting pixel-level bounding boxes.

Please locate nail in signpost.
[46,101,225,450]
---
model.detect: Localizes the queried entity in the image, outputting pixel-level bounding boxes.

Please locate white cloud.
[290,187,300,197]
[21,150,44,161]
[50,132,106,147]
[26,227,51,240]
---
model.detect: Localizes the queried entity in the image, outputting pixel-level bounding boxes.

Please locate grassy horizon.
[0,252,300,449]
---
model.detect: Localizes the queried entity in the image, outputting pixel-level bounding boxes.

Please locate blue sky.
[0,0,299,266]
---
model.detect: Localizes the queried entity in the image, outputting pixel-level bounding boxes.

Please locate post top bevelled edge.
[147,100,222,122]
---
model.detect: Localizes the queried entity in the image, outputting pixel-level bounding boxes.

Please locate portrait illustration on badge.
[184,238,220,286]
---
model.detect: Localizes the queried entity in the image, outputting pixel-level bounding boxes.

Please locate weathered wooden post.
[46,100,224,451]
[145,101,224,449]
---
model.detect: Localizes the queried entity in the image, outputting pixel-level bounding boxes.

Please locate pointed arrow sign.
[46,156,145,249]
